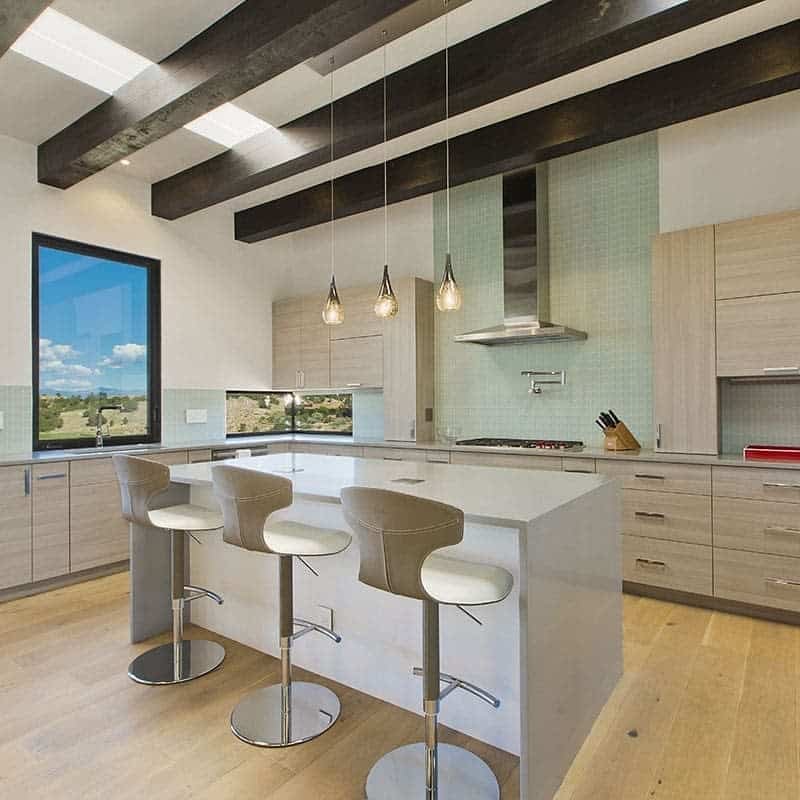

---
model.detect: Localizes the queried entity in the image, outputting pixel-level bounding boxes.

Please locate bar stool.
[340,487,513,800]
[113,454,226,685]
[212,463,351,747]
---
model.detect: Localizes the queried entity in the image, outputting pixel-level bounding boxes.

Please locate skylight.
[184,103,273,148]
[11,8,152,94]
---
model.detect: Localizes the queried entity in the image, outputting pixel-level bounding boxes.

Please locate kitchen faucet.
[521,370,566,395]
[96,405,124,447]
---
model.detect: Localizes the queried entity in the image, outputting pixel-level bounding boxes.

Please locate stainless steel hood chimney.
[454,166,587,345]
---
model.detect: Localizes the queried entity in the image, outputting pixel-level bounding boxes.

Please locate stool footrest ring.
[183,585,224,605]
[292,617,342,644]
[412,668,501,708]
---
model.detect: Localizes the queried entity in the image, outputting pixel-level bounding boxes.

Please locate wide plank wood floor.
[1,574,798,799]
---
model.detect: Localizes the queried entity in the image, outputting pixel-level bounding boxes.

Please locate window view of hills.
[226,392,352,435]
[39,392,149,441]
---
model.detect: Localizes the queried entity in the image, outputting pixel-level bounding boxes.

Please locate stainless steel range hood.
[454,166,587,345]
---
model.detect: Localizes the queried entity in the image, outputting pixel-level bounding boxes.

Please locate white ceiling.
[0,0,798,203]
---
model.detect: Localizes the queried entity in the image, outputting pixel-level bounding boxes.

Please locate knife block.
[604,422,641,452]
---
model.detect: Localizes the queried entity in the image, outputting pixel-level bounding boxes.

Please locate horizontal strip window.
[226,391,352,437]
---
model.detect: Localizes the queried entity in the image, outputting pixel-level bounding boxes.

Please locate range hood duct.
[454,166,587,345]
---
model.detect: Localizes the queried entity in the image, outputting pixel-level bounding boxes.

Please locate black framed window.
[32,233,161,450]
[226,391,352,436]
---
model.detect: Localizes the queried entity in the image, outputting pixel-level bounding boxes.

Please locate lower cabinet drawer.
[450,452,562,471]
[623,535,712,595]
[599,460,710,495]
[70,483,129,572]
[715,548,800,613]
[293,444,363,457]
[714,497,800,557]
[365,447,426,462]
[713,466,800,502]
[563,458,596,474]
[622,490,711,545]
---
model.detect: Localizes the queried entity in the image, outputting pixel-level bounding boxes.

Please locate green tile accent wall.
[0,385,32,456]
[721,382,800,454]
[434,134,659,447]
[352,389,384,440]
[162,388,226,444]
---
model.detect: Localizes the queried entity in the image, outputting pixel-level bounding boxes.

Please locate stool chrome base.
[128,640,226,685]
[231,681,340,747]
[366,743,499,800]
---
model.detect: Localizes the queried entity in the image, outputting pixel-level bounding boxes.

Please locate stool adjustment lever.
[412,667,501,709]
[183,585,224,605]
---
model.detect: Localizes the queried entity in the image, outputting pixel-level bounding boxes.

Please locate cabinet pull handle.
[635,473,665,480]
[763,366,800,374]
[383,457,403,461]
[656,423,662,449]
[765,526,800,536]
[23,468,30,496]
[346,383,362,387]
[635,558,667,572]
[635,511,665,519]
[763,482,800,490]
[565,468,593,474]
[765,576,800,588]
[37,473,66,480]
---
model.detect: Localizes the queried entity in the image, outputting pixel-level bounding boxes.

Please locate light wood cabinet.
[713,465,800,503]
[714,497,800,557]
[450,451,562,471]
[300,294,331,389]
[715,209,800,300]
[330,336,383,388]
[272,296,330,390]
[188,449,213,464]
[714,549,800,613]
[364,446,426,462]
[652,226,718,454]
[622,489,711,546]
[0,465,32,590]
[272,298,302,390]
[330,285,383,340]
[383,277,434,442]
[623,535,712,595]
[563,458,595,474]
[597,460,711,496]
[716,292,800,377]
[32,463,69,581]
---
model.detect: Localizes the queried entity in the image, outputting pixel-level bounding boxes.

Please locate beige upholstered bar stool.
[341,487,513,800]
[113,454,226,685]
[212,463,351,747]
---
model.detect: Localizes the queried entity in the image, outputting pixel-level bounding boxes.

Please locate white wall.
[256,193,435,300]
[0,134,272,391]
[659,90,800,232]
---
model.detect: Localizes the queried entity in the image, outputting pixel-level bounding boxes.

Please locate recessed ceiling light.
[119,159,131,166]
[184,103,273,148]
[11,8,152,94]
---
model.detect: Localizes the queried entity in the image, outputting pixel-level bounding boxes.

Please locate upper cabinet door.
[330,336,383,388]
[717,293,800,378]
[300,294,331,389]
[716,210,800,300]
[272,299,302,389]
[652,226,719,455]
[329,285,383,340]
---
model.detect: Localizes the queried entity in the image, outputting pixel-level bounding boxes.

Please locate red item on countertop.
[743,445,800,462]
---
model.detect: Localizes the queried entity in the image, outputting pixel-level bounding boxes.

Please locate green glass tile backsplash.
[433,134,660,448]
[0,385,33,456]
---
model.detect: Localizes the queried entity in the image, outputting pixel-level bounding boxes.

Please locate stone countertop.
[1,432,799,471]
[170,452,610,528]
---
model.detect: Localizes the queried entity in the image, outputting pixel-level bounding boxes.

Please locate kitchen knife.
[600,413,615,429]
[595,419,607,433]
[608,409,621,425]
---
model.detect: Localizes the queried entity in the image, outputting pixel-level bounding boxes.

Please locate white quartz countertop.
[169,452,610,527]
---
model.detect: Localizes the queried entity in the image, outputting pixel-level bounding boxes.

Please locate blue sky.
[38,245,149,395]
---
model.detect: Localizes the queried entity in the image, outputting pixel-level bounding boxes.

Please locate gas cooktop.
[456,437,584,452]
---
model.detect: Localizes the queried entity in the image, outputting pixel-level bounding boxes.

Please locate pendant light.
[436,0,462,312]
[323,55,344,326]
[374,30,399,319]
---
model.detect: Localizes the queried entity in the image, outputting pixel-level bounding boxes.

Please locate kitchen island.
[132,452,622,800]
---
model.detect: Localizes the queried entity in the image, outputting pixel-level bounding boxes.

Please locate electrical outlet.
[185,408,207,424]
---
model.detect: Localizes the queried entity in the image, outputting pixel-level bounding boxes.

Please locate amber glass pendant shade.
[374,264,399,319]
[322,276,344,325]
[436,253,462,311]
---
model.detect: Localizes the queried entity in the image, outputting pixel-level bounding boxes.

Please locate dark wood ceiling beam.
[154,0,764,219]
[36,0,417,189]
[0,1,51,57]
[234,21,800,243]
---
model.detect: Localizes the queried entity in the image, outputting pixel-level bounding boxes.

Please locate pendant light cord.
[444,1,451,254]
[330,56,335,281]
[383,32,388,267]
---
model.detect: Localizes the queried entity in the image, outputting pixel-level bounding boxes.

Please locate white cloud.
[98,343,146,368]
[43,378,92,391]
[39,338,99,377]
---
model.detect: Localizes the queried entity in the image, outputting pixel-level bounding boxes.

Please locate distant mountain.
[41,386,146,397]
